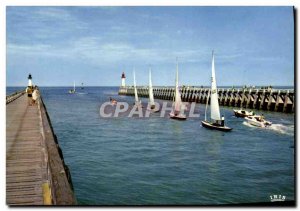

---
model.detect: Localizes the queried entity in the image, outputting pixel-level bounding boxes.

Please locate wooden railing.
[6,90,25,104]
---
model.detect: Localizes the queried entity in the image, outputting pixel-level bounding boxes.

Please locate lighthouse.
[28,73,33,87]
[121,72,126,87]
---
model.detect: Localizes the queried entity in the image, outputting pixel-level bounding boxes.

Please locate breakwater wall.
[119,86,294,113]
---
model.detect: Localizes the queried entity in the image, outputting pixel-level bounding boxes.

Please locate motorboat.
[245,115,272,127]
[233,109,254,118]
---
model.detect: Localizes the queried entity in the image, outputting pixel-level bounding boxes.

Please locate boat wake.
[242,121,294,136]
[268,124,294,136]
[242,121,256,128]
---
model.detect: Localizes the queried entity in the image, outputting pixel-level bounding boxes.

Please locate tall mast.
[133,68,139,103]
[210,50,221,121]
[205,89,210,121]
[149,66,155,105]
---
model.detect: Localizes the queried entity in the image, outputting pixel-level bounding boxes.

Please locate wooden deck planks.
[6,94,47,205]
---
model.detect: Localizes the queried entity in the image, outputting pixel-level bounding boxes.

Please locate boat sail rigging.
[169,58,186,120]
[202,51,232,131]
[133,69,142,107]
[148,67,155,107]
[210,52,221,121]
[69,81,76,94]
[204,89,210,121]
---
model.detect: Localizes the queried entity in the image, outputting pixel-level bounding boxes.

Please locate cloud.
[7,7,88,43]
[32,7,73,22]
[7,35,242,69]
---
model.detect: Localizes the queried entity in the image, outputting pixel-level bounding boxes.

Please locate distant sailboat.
[81,82,84,89]
[201,51,232,131]
[69,81,76,94]
[133,69,142,107]
[148,67,160,112]
[169,59,187,120]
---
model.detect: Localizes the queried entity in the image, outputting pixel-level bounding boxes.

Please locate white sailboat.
[133,69,142,107]
[69,81,76,94]
[148,67,160,112]
[202,51,232,131]
[169,59,187,120]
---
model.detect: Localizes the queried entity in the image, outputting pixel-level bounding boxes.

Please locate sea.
[7,86,295,205]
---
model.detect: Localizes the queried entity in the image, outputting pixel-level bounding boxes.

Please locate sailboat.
[169,59,187,120]
[148,67,160,112]
[201,51,232,131]
[69,81,76,94]
[133,69,142,107]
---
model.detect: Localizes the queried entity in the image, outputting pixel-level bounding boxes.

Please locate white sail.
[73,81,76,92]
[148,67,155,106]
[210,52,221,121]
[174,60,182,113]
[133,70,139,103]
[204,89,210,121]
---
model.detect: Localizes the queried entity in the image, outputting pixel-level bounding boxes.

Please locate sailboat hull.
[147,108,160,113]
[134,101,143,108]
[169,112,187,120]
[201,120,232,132]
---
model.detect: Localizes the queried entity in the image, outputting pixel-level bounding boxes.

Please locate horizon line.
[6,84,295,87]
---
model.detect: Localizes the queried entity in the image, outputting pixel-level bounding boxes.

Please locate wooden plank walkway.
[6,94,47,205]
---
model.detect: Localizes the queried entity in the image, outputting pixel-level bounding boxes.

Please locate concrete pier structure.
[119,86,294,113]
[6,90,76,205]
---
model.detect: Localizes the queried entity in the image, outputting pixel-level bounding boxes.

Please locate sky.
[6,6,294,87]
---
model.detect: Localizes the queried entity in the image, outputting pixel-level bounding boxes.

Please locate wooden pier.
[6,90,76,205]
[119,86,294,113]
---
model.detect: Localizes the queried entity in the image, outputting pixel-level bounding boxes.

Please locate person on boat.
[110,97,117,105]
[221,115,225,126]
[25,86,33,106]
[213,120,220,126]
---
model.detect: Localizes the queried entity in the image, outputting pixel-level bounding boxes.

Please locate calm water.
[7,87,295,205]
